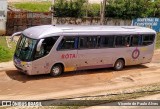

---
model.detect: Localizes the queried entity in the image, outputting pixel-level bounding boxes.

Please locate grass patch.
[0,36,16,62]
[156,33,160,49]
[0,46,13,62]
[0,36,7,47]
[11,2,51,12]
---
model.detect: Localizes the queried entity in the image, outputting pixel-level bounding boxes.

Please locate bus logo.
[132,49,140,59]
[61,54,76,59]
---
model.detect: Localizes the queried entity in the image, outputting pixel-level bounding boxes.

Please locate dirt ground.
[86,94,160,109]
[0,50,160,100]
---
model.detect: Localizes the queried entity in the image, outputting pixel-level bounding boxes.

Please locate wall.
[6,11,132,35]
[52,17,132,26]
[0,0,7,35]
[6,12,52,35]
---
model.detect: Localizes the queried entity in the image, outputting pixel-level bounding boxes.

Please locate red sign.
[61,54,76,59]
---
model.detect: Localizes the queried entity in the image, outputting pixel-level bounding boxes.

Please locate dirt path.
[0,50,160,100]
[0,61,14,72]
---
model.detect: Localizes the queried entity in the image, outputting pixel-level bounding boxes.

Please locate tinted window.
[58,36,76,50]
[131,35,142,46]
[79,36,97,49]
[99,36,114,47]
[142,34,155,45]
[35,36,59,59]
[115,36,130,47]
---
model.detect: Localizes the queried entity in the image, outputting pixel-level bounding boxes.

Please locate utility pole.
[100,0,107,25]
[51,0,55,25]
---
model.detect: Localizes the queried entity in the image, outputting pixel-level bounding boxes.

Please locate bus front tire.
[114,59,125,71]
[50,64,63,77]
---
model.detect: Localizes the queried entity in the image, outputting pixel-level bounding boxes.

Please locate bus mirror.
[11,31,22,41]
[37,39,44,52]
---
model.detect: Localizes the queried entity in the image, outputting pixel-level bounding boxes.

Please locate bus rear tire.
[114,59,125,71]
[50,64,63,77]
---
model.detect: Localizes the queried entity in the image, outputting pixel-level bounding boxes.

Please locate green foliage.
[87,3,100,17]
[13,2,51,12]
[11,0,160,19]
[0,36,7,47]
[152,0,160,17]
[0,46,13,62]
[0,37,16,62]
[54,0,101,17]
[54,0,87,17]
[106,0,160,19]
[156,33,160,49]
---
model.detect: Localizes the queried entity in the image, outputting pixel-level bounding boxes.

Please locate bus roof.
[22,25,156,39]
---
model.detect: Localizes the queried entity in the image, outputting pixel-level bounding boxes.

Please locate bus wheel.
[114,59,124,71]
[50,64,63,77]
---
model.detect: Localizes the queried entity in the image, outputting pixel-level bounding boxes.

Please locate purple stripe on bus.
[77,64,113,70]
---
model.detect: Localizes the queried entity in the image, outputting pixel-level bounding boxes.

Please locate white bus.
[11,25,156,76]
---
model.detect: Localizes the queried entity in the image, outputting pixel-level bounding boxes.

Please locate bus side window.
[44,37,59,54]
[79,36,97,49]
[35,36,59,59]
[58,36,76,50]
[100,36,114,48]
[130,35,142,46]
[115,36,130,47]
[142,34,155,46]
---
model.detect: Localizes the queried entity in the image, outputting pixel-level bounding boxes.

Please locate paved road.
[0,50,160,100]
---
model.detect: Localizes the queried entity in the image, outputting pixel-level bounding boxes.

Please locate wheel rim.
[52,66,60,75]
[116,61,122,69]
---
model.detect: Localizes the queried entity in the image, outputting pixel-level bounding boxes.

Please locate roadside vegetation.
[54,0,160,18]
[0,37,16,62]
[11,2,51,12]
[105,0,160,19]
[11,0,160,18]
[156,33,160,48]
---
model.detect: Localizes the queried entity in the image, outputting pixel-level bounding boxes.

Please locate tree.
[100,0,107,25]
[105,0,159,19]
[54,0,87,17]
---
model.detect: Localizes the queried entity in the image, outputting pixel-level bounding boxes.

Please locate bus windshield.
[15,34,38,61]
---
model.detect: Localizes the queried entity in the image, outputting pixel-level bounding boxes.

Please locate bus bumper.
[13,57,32,75]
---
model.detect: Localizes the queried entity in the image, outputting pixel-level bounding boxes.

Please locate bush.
[12,0,160,19]
[87,3,100,17]
[54,0,87,17]
[105,0,160,19]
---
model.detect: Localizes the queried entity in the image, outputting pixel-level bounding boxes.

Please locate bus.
[11,25,156,76]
